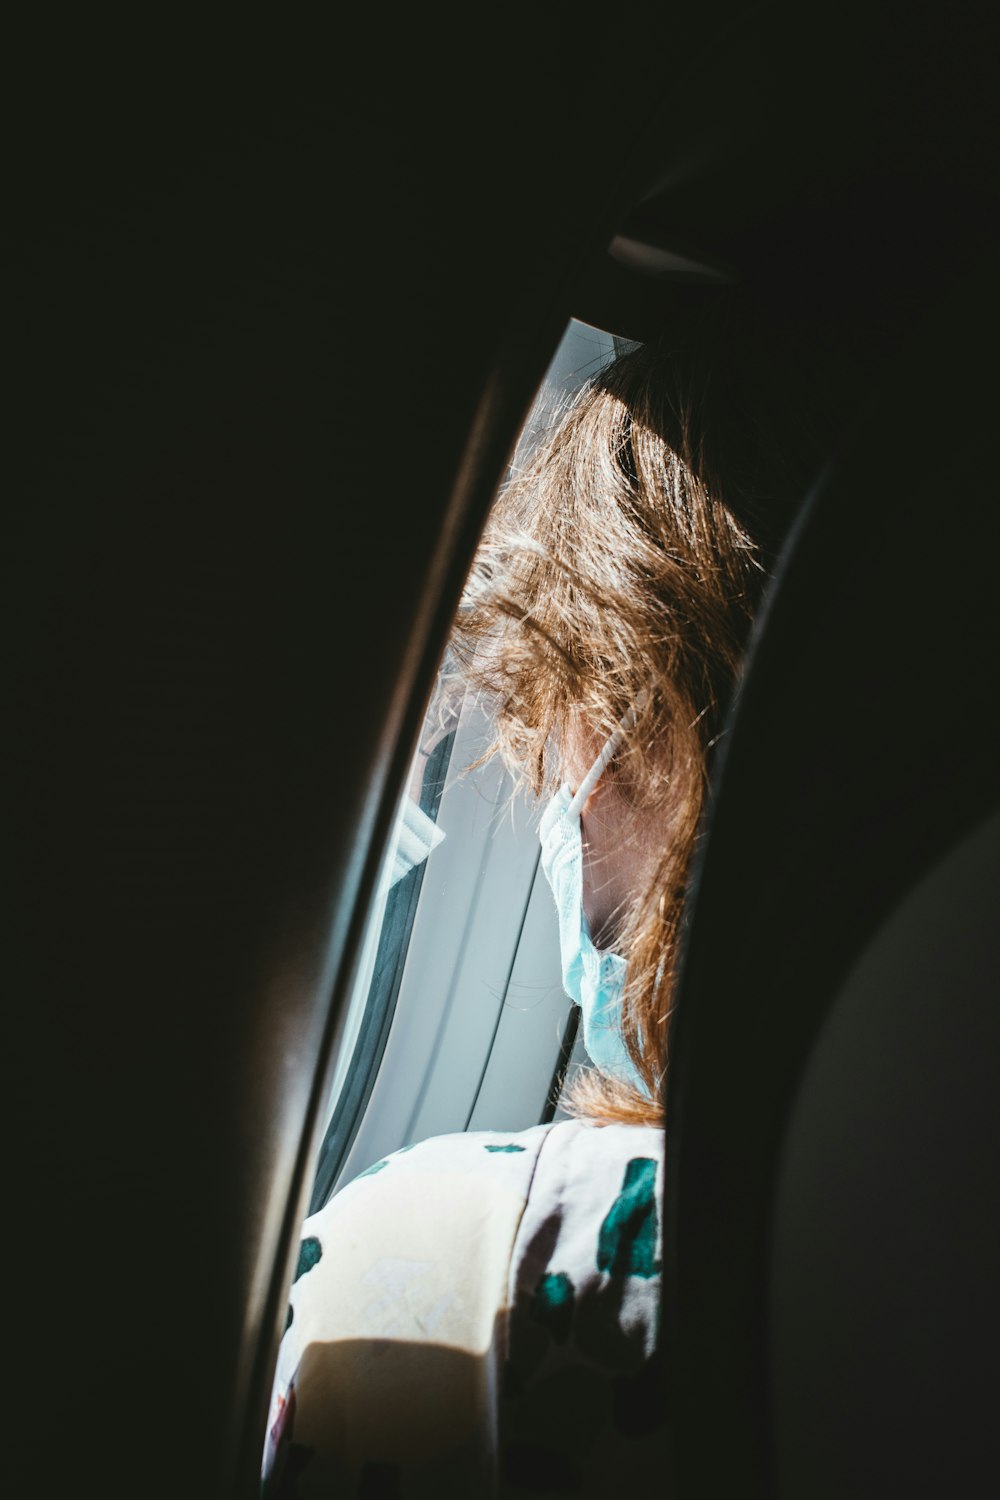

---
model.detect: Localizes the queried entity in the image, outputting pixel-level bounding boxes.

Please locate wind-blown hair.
[448,308,843,1124]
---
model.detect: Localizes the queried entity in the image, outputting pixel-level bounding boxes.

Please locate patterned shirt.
[261,1117,667,1497]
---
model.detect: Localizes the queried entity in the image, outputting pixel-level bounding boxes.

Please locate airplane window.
[308,688,457,1212]
[307,318,631,1208]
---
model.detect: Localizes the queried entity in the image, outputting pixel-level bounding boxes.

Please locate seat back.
[664,265,1000,1498]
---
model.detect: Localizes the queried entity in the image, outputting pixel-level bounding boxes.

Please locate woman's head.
[449,303,846,1122]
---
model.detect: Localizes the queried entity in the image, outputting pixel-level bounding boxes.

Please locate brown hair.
[448,307,842,1123]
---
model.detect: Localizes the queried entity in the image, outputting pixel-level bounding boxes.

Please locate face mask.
[538,698,650,1095]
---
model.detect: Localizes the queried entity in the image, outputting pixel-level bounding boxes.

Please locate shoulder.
[279,1118,664,1351]
[262,1123,559,1494]
[262,1119,666,1495]
[283,1123,556,1345]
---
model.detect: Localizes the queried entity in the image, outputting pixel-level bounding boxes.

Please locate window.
[309,319,632,1208]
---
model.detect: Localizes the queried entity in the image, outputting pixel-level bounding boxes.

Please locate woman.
[261,302,848,1497]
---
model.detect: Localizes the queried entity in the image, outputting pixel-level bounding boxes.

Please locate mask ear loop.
[567,686,650,816]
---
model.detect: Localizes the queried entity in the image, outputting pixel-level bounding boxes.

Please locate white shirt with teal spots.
[261,1117,666,1497]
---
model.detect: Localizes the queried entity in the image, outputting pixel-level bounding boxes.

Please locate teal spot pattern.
[294,1236,322,1283]
[596,1157,661,1279]
[484,1143,526,1153]
[529,1271,575,1343]
[357,1158,389,1179]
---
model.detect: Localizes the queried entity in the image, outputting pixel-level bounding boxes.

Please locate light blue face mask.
[538,697,650,1095]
